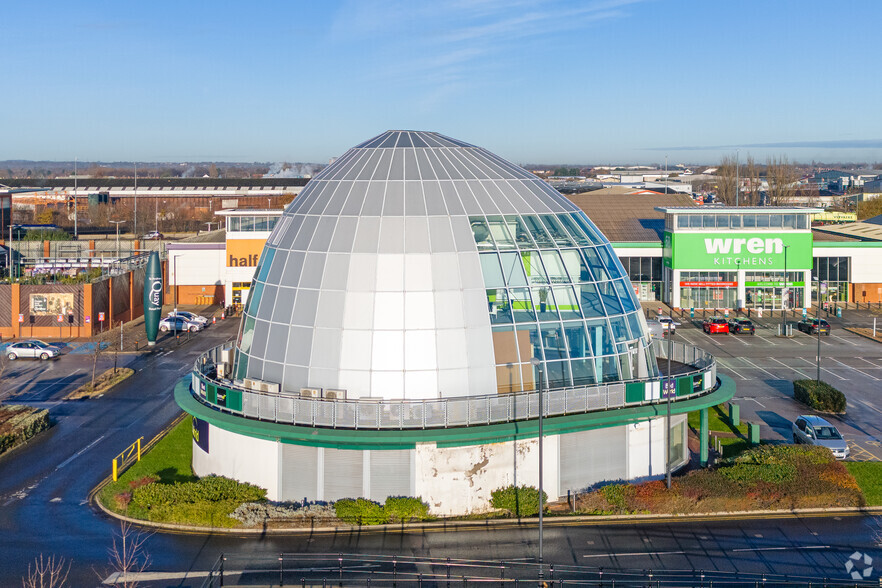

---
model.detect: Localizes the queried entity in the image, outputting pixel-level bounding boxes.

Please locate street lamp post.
[110,220,125,259]
[781,245,790,336]
[530,357,545,582]
[133,162,138,237]
[815,278,822,383]
[665,324,674,489]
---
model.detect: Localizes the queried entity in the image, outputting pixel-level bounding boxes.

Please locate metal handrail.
[187,339,717,431]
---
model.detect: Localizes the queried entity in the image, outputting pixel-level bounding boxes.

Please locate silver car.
[6,340,60,360]
[159,316,203,333]
[792,415,850,459]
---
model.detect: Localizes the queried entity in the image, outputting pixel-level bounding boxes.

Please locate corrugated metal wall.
[559,427,627,493]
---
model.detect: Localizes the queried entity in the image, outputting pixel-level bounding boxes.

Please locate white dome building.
[179,131,728,516]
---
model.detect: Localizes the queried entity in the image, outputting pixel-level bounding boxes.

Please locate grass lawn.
[688,403,748,437]
[845,462,882,506]
[98,415,197,518]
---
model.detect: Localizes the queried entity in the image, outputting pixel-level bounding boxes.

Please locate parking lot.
[666,312,882,461]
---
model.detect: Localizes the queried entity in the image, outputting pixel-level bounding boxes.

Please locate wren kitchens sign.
[664,232,813,271]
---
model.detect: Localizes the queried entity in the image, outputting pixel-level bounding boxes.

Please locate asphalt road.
[2,311,882,586]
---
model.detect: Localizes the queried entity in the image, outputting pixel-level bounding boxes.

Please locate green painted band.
[175,375,735,450]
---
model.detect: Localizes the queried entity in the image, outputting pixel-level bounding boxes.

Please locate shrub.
[334,498,389,525]
[793,380,846,413]
[490,485,547,517]
[131,475,265,509]
[720,463,796,485]
[599,483,632,511]
[385,496,431,523]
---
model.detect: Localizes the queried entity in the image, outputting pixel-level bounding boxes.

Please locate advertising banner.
[226,239,265,267]
[665,231,812,271]
[192,417,209,453]
[29,293,74,316]
[143,251,163,346]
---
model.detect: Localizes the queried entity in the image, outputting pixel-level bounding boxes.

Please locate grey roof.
[285,130,580,219]
[567,189,696,242]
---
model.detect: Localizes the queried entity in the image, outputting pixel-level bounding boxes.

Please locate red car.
[703,317,730,334]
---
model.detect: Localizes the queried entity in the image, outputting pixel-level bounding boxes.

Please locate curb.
[845,327,882,345]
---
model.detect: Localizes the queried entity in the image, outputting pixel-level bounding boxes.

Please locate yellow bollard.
[112,458,118,482]
[137,437,141,461]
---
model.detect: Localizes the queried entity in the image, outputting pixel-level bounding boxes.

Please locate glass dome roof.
[235,131,658,400]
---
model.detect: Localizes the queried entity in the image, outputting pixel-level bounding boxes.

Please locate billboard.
[226,239,265,267]
[665,232,813,271]
[30,293,74,316]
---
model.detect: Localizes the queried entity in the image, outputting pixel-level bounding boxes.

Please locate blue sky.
[3,0,881,165]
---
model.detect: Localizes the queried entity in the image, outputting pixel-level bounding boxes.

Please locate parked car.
[797,318,830,336]
[142,231,164,240]
[792,415,849,459]
[5,340,60,360]
[167,310,208,325]
[657,316,680,332]
[645,319,667,339]
[702,317,729,334]
[159,316,203,333]
[728,318,755,335]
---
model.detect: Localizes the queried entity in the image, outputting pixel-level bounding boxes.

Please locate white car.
[657,316,681,330]
[6,340,60,360]
[167,310,208,325]
[159,316,203,333]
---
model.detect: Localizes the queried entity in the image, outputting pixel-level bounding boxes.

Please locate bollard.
[747,422,761,445]
[213,316,216,324]
[728,403,740,427]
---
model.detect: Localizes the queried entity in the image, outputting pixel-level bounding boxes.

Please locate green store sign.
[664,231,813,271]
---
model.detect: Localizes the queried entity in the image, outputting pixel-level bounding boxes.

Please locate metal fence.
[189,340,717,431]
[199,552,873,587]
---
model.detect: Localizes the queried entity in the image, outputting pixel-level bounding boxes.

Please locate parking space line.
[741,358,780,379]
[831,334,858,346]
[755,335,777,346]
[796,357,847,380]
[858,358,882,369]
[717,359,750,380]
[829,357,880,381]
[726,333,750,346]
[770,357,812,379]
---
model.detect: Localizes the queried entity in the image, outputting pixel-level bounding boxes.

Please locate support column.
[736,268,746,310]
[699,407,709,466]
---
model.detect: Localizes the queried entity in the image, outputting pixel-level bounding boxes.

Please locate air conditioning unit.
[243,378,259,391]
[216,363,228,379]
[300,387,321,398]
[323,389,347,400]
[220,347,234,365]
[259,381,280,394]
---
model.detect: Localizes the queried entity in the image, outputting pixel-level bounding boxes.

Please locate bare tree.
[22,554,70,588]
[714,154,738,205]
[766,155,800,205]
[743,155,763,207]
[102,521,151,588]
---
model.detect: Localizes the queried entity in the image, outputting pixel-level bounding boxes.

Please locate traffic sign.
[85,315,91,324]
[57,314,63,323]
[18,314,23,323]
[99,312,105,322]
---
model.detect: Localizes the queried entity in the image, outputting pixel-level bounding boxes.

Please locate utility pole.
[666,325,674,488]
[781,246,789,335]
[133,162,138,237]
[74,157,78,238]
[530,357,545,583]
[735,150,740,207]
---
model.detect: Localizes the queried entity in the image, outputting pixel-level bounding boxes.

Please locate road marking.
[858,358,882,368]
[583,550,686,558]
[787,336,805,346]
[56,434,106,469]
[831,334,858,346]
[796,357,847,380]
[727,334,750,346]
[3,368,84,398]
[741,358,780,379]
[756,336,777,346]
[731,545,829,553]
[829,358,880,381]
[770,357,812,379]
[741,397,766,408]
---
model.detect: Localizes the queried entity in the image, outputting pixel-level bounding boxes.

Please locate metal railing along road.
[189,339,717,431]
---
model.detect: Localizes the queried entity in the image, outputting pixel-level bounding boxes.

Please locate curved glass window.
[469,212,659,392]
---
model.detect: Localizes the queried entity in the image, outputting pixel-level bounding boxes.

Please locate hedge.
[490,485,547,517]
[793,380,846,413]
[333,496,432,525]
[0,406,51,455]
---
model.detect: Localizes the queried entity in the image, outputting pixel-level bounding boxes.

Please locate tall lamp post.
[530,357,545,582]
[814,278,822,383]
[781,245,790,336]
[665,323,674,489]
[110,220,125,259]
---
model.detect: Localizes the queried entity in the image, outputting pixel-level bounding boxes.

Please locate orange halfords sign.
[226,239,266,267]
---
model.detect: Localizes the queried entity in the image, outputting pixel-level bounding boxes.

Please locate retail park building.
[171,131,881,515]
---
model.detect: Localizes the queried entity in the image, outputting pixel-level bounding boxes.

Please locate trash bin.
[836,307,842,318]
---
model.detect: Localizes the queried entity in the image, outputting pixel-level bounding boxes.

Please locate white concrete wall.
[414,436,560,517]
[169,248,224,287]
[626,415,685,481]
[192,423,280,499]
